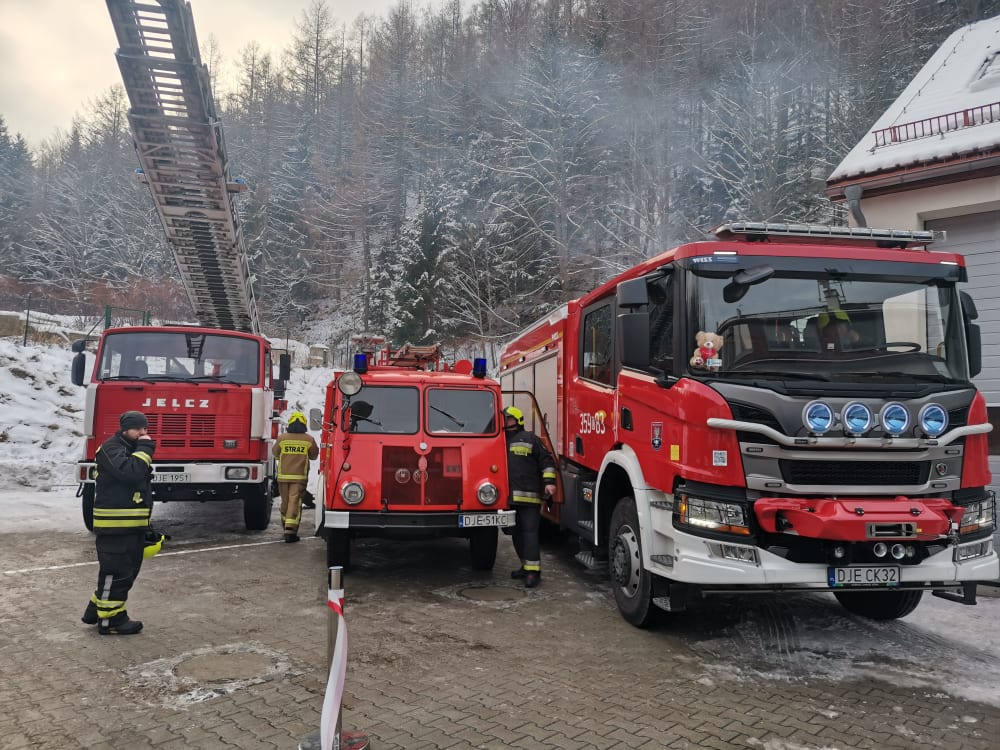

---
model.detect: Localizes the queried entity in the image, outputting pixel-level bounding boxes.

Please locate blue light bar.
[353,352,368,374]
[473,358,488,378]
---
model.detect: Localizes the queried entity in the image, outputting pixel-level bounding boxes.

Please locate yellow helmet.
[143,530,165,559]
[288,411,307,426]
[502,406,525,427]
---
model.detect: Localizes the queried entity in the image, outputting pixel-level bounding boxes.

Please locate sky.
[0,0,400,144]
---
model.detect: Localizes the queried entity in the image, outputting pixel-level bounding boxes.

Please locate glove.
[543,484,556,511]
[136,438,156,456]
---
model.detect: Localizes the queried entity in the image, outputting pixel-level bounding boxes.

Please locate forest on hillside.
[1,0,998,360]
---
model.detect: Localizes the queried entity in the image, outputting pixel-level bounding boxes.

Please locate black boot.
[81,602,98,625]
[510,568,526,579]
[99,614,143,635]
[285,534,300,543]
[525,571,541,589]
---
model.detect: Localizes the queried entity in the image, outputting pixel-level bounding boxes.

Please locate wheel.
[243,487,273,531]
[469,527,499,570]
[608,496,660,627]
[81,484,95,532]
[326,529,351,571]
[834,589,923,620]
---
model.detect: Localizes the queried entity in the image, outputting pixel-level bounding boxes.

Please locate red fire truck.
[500,222,997,626]
[311,335,512,571]
[72,325,290,531]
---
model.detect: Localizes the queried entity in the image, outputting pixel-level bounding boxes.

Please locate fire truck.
[70,1,291,531]
[310,335,512,571]
[72,326,290,531]
[499,222,997,626]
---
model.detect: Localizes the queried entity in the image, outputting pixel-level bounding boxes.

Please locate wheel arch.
[594,443,648,547]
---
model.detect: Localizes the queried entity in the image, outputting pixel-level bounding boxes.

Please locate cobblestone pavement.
[2,497,999,750]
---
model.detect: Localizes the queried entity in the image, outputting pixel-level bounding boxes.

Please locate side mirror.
[71,352,87,387]
[71,338,88,354]
[274,379,286,399]
[309,407,323,431]
[960,292,981,378]
[278,353,291,381]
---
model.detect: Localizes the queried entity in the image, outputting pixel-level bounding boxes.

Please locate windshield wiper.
[429,404,465,428]
[849,371,959,383]
[715,369,831,381]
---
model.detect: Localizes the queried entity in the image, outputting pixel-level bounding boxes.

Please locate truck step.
[931,581,978,605]
[574,550,608,572]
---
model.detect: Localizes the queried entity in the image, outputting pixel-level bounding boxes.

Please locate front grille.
[381,445,464,506]
[779,460,929,486]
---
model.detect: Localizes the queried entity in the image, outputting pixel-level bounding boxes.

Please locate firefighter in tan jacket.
[272,411,319,542]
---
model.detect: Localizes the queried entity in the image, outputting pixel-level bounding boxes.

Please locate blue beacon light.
[353,352,369,374]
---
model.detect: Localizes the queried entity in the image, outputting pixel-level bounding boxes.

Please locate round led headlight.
[802,400,835,435]
[918,403,948,438]
[395,468,411,483]
[337,371,363,396]
[879,402,910,436]
[841,401,873,436]
[477,482,499,506]
[340,481,365,505]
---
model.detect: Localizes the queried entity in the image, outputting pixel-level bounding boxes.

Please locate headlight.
[959,494,996,535]
[676,495,750,536]
[802,400,834,434]
[841,401,874,436]
[340,481,365,505]
[919,403,948,437]
[225,467,250,480]
[879,402,910,436]
[337,371,363,396]
[477,482,499,506]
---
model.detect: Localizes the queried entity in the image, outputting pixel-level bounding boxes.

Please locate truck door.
[571,300,616,463]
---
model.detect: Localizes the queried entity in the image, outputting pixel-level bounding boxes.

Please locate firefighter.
[81,410,156,635]
[503,406,557,588]
[273,411,319,543]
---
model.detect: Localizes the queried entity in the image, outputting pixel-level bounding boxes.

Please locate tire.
[243,487,273,531]
[81,484,95,532]
[834,589,923,620]
[326,529,351,571]
[608,496,660,628]
[469,527,499,570]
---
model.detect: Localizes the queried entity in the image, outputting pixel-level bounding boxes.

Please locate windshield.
[427,389,498,435]
[687,264,970,382]
[99,331,261,384]
[349,386,419,434]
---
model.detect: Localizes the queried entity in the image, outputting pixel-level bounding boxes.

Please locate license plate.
[152,473,190,483]
[459,513,513,528]
[828,565,900,588]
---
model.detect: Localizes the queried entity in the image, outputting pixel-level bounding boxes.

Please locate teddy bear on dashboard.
[690,331,723,371]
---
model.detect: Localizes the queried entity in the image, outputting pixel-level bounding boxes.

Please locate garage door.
[925,211,1000,504]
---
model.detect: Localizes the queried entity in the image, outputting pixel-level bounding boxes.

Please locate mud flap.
[651,578,699,613]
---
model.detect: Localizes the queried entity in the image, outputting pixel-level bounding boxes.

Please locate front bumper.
[323,509,515,531]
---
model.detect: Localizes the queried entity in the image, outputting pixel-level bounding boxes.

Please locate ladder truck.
[72,0,290,531]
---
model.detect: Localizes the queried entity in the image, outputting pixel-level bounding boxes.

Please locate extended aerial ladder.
[106,0,259,334]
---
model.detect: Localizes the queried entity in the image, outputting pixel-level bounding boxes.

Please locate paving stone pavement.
[1,499,999,749]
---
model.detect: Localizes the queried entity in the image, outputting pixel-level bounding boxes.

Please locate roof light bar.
[714,222,942,248]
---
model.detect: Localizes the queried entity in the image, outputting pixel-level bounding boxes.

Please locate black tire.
[326,530,351,571]
[81,484,95,532]
[469,527,499,570]
[608,496,660,628]
[834,589,923,620]
[243,487,272,531]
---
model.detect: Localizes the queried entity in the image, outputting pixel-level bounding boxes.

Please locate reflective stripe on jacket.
[93,432,154,534]
[273,432,319,482]
[505,429,557,505]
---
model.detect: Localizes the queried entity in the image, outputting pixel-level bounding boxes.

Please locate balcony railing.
[872,100,1000,147]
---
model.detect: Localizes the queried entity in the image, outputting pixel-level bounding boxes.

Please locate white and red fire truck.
[500,222,997,626]
[72,325,290,531]
[311,335,512,571]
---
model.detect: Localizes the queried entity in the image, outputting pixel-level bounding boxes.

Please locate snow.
[3,330,1000,708]
[830,16,1000,181]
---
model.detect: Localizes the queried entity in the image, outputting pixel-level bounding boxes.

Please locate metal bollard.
[299,566,370,750]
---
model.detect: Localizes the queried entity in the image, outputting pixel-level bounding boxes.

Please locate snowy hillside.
[0,337,330,491]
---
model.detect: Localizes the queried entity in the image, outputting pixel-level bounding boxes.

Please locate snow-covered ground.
[2,334,1000,708]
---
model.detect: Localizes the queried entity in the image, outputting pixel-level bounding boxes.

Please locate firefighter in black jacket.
[503,406,557,588]
[81,410,156,635]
